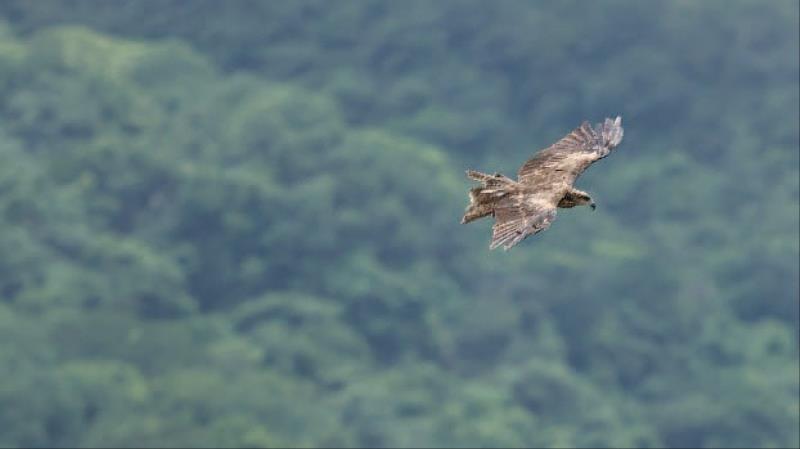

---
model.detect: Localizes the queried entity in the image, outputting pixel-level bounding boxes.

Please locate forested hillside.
[0,1,797,447]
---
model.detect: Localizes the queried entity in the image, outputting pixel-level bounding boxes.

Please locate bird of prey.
[462,116,624,250]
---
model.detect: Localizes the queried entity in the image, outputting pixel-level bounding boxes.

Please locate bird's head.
[575,192,595,210]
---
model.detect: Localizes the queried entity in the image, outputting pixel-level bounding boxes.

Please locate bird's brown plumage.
[462,116,624,250]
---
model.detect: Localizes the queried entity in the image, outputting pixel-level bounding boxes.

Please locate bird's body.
[462,116,624,250]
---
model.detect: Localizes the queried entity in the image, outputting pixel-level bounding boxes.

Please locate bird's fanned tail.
[461,170,516,224]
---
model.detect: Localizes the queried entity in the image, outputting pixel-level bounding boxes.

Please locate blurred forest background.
[0,1,797,448]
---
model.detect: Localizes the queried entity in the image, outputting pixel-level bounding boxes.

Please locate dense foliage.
[0,1,797,447]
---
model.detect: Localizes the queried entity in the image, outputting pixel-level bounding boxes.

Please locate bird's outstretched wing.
[490,196,557,250]
[517,116,623,187]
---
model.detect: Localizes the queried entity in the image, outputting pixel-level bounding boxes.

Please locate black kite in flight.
[462,116,624,250]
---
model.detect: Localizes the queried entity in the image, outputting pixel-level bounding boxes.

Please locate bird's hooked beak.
[590,202,596,211]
